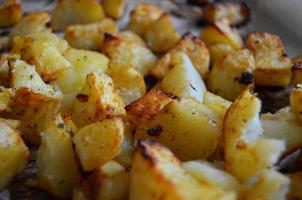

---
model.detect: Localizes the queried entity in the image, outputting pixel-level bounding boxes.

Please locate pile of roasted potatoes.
[0,0,302,199]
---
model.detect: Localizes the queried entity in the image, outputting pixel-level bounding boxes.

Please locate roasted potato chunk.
[223,88,285,181]
[207,49,255,101]
[135,98,221,161]
[119,31,146,46]
[126,88,174,125]
[51,0,105,31]
[200,19,243,49]
[107,62,146,105]
[247,32,292,87]
[290,85,302,124]
[159,52,207,102]
[0,0,22,28]
[128,3,164,37]
[287,172,302,200]
[202,2,250,26]
[64,18,119,50]
[72,72,125,128]
[0,86,12,112]
[144,14,180,53]
[76,161,129,200]
[129,141,235,200]
[35,116,81,198]
[12,32,71,82]
[0,120,29,190]
[102,33,157,76]
[182,161,240,193]
[241,169,290,200]
[8,58,62,105]
[208,43,234,66]
[9,12,50,43]
[261,107,302,155]
[102,0,126,20]
[291,56,302,84]
[74,117,124,171]
[150,32,210,79]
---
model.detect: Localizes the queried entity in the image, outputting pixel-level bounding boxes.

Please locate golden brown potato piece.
[200,19,243,49]
[107,62,146,105]
[0,120,29,190]
[135,98,221,161]
[12,32,71,82]
[202,2,250,26]
[51,0,105,31]
[290,85,302,125]
[72,72,125,128]
[144,14,180,53]
[241,169,290,200]
[247,32,292,87]
[208,43,234,66]
[55,48,109,111]
[261,107,302,155]
[291,56,302,84]
[76,161,129,200]
[102,33,157,76]
[159,52,207,102]
[119,31,146,46]
[287,172,302,200]
[126,88,173,125]
[35,115,81,198]
[129,141,235,200]
[102,0,126,19]
[0,86,12,112]
[8,58,62,105]
[0,0,22,28]
[128,3,164,37]
[9,12,50,43]
[223,88,285,182]
[150,32,210,79]
[74,117,124,171]
[64,18,119,50]
[207,49,255,101]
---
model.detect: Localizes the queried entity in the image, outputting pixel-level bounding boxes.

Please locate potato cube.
[144,14,180,53]
[241,169,290,200]
[129,141,235,200]
[102,33,157,75]
[102,0,126,19]
[36,116,81,198]
[223,88,285,181]
[126,88,173,125]
[72,72,125,128]
[202,2,250,26]
[208,43,234,66]
[107,62,146,105]
[290,85,302,124]
[51,0,105,31]
[150,32,210,79]
[74,117,124,171]
[9,12,50,43]
[207,49,255,101]
[119,31,146,46]
[12,32,72,82]
[135,98,221,161]
[8,58,62,105]
[128,3,163,37]
[200,19,243,49]
[0,0,22,28]
[291,56,302,84]
[64,18,119,50]
[159,52,207,102]
[0,120,29,189]
[247,32,292,87]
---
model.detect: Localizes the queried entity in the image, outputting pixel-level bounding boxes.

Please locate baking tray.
[0,0,301,199]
